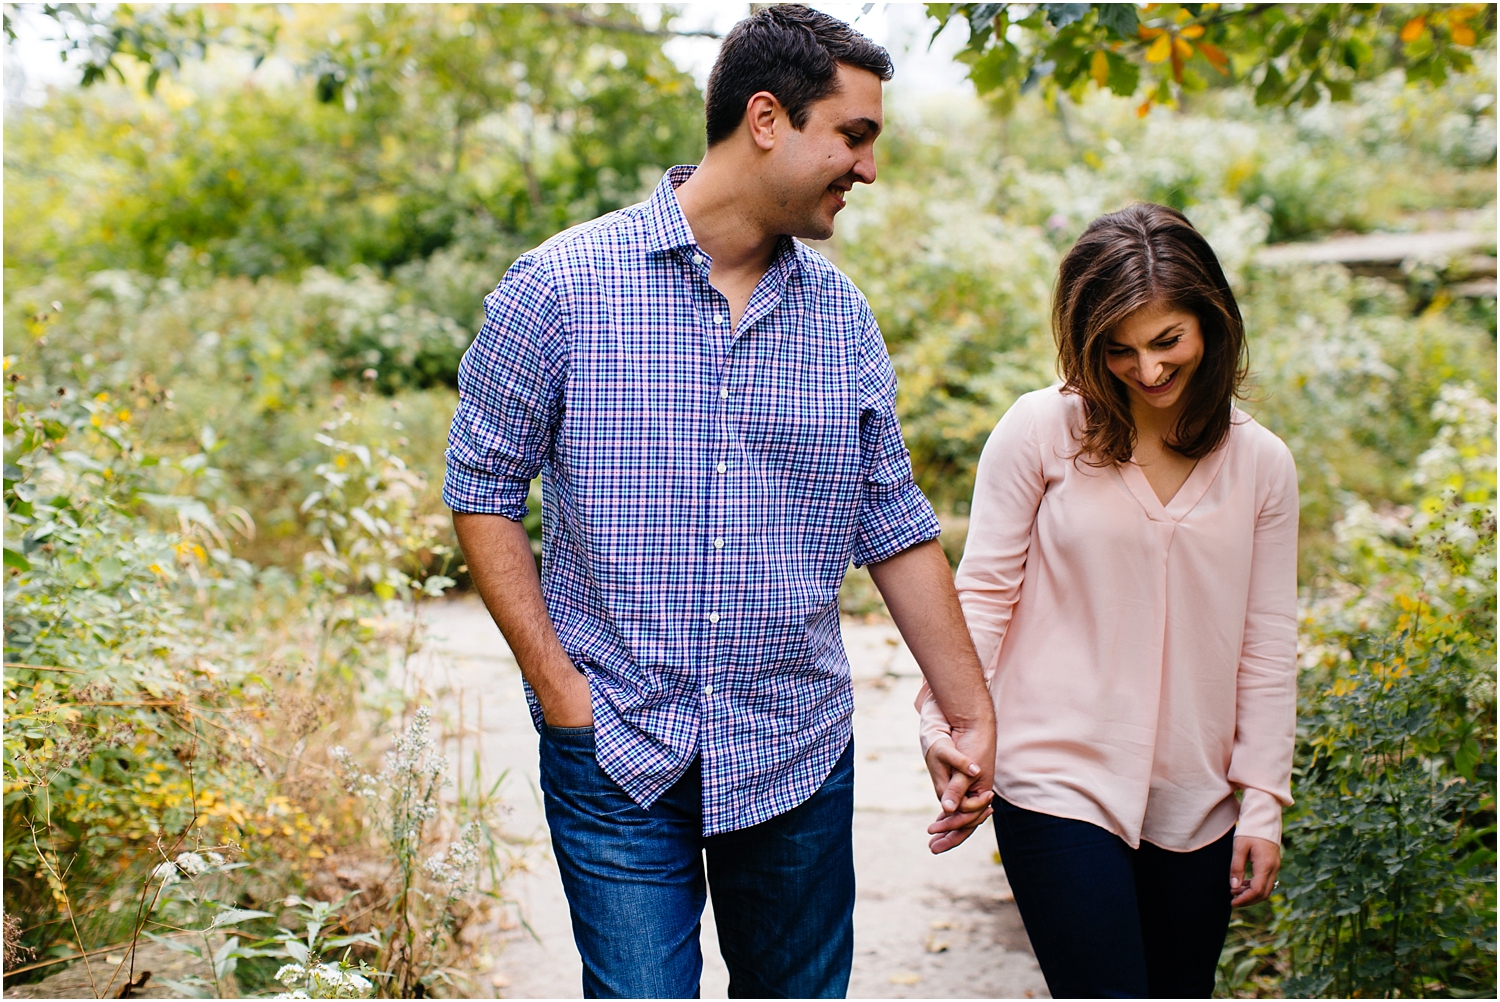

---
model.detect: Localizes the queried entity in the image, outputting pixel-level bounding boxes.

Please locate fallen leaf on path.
[889,971,922,985]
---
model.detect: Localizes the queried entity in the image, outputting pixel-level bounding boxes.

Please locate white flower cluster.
[380,706,445,786]
[422,822,483,894]
[152,850,228,885]
[329,746,379,800]
[274,961,376,1000]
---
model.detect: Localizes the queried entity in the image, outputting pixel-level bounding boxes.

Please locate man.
[444,6,995,998]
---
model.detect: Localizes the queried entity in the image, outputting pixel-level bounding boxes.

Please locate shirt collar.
[644,165,803,279]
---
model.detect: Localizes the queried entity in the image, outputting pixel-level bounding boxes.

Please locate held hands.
[923,729,996,855]
[1230,835,1281,907]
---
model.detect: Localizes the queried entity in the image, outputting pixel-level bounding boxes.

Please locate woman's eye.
[1157,336,1181,348]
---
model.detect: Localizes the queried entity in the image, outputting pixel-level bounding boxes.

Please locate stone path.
[412,596,1048,1000]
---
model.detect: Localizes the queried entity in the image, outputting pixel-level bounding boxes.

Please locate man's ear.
[744,91,780,151]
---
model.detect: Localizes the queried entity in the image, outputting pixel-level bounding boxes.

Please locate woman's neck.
[1132,401,1180,449]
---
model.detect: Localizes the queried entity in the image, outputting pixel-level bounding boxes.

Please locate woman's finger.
[957,788,994,814]
[927,804,993,835]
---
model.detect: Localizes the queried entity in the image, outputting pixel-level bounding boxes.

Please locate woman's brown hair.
[1052,202,1247,466]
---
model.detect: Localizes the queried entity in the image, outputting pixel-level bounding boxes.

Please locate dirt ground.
[415,596,1049,1000]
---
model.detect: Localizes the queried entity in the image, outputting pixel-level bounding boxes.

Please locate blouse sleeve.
[1226,440,1300,843]
[915,392,1049,754]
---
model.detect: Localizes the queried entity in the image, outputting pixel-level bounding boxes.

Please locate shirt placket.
[688,249,733,822]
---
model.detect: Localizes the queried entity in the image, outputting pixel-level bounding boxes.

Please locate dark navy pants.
[539,725,855,999]
[993,795,1234,999]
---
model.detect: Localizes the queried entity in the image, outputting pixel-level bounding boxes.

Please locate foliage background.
[4,2,1496,997]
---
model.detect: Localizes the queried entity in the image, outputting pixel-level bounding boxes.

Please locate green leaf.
[1042,4,1089,28]
[210,908,275,929]
[1093,2,1137,39]
[1105,50,1139,97]
[1254,63,1286,106]
[3,547,31,571]
[966,3,1004,35]
[159,979,212,998]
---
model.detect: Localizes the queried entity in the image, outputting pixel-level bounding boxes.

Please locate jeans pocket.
[544,723,596,738]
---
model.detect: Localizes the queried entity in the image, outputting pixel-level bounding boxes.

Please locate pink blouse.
[917,386,1299,850]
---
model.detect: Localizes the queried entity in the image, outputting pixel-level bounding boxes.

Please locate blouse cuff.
[913,679,954,756]
[1237,788,1285,844]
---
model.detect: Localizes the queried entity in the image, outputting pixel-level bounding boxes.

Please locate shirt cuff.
[1237,788,1285,844]
[442,456,532,520]
[852,481,942,568]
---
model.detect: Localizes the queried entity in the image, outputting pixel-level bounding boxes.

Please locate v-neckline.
[1117,438,1229,523]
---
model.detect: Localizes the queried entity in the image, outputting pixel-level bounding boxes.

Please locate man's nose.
[853,151,877,185]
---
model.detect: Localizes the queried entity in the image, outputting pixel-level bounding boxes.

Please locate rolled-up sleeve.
[443,256,567,518]
[850,311,941,568]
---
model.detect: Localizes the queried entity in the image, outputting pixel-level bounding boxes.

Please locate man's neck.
[673,155,781,277]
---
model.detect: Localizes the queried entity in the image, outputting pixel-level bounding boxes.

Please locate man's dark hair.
[704,4,893,147]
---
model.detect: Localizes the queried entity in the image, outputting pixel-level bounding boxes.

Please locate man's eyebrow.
[841,117,882,138]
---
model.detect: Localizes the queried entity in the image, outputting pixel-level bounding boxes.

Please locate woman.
[917,203,1298,999]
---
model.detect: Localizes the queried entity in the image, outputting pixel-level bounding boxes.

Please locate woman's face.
[1105,302,1205,414]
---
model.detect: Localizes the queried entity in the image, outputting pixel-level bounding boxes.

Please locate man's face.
[768,62,883,240]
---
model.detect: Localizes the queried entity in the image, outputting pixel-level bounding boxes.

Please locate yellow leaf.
[1400,16,1426,43]
[1137,97,1153,118]
[1452,24,1476,46]
[1138,25,1165,40]
[1091,49,1109,87]
[1173,36,1194,60]
[1145,33,1173,63]
[1198,41,1229,70]
[1180,24,1205,39]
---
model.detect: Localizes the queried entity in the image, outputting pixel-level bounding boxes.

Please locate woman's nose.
[1138,354,1163,384]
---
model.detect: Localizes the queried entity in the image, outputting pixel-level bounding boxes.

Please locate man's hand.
[542,667,594,728]
[866,539,997,852]
[922,734,994,853]
[453,512,593,728]
[1230,835,1281,906]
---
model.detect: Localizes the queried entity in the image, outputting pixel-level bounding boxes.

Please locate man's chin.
[790,215,837,242]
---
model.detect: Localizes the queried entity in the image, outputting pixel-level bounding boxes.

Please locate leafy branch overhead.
[926,3,1496,115]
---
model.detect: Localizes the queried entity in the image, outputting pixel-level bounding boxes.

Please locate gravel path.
[413,596,1048,1000]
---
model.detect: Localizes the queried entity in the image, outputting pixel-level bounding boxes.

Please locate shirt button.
[692,254,704,265]
[702,684,714,696]
[708,612,720,624]
[716,462,727,474]
[713,537,724,549]
[720,387,729,399]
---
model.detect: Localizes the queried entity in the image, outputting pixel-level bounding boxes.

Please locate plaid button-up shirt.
[444,166,940,835]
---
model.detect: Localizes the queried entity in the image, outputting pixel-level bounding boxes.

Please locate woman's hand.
[1230,835,1281,906]
[923,735,995,854]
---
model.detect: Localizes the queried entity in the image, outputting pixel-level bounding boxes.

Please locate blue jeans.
[539,725,855,999]
[993,796,1234,999]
